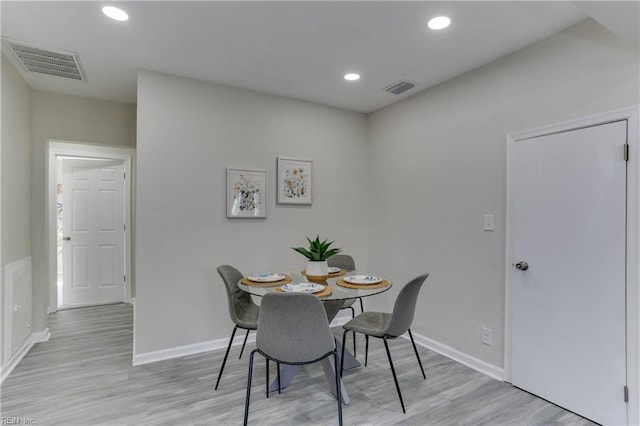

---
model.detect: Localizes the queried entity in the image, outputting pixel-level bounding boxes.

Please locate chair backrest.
[328,254,356,272]
[386,273,429,337]
[217,265,257,325]
[256,292,335,363]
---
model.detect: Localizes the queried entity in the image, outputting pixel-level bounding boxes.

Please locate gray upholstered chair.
[340,273,429,413]
[215,265,259,390]
[329,254,361,355]
[328,254,363,314]
[243,292,343,426]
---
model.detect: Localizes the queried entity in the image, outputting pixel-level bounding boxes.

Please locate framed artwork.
[226,168,267,218]
[277,157,312,205]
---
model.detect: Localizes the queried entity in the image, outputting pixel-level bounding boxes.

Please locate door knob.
[515,261,529,271]
[63,236,71,241]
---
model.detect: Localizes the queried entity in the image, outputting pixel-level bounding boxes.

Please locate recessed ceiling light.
[344,73,360,81]
[428,16,450,30]
[102,6,129,21]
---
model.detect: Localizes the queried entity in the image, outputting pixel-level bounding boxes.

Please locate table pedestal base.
[267,338,359,404]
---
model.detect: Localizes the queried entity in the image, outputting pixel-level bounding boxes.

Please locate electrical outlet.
[483,214,494,231]
[481,327,492,346]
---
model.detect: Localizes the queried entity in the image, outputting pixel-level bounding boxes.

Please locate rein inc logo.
[1,418,35,425]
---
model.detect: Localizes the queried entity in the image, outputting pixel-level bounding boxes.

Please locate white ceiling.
[1,1,636,113]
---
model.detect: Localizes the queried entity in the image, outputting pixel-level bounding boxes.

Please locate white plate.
[281,282,325,293]
[343,275,383,285]
[247,273,286,283]
[328,267,342,274]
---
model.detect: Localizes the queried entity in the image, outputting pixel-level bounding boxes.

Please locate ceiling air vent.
[4,39,87,81]
[384,80,415,95]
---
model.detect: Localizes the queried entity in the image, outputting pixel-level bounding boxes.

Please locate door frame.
[504,105,639,425]
[46,140,135,312]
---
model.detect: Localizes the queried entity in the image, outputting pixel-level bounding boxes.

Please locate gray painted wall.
[1,55,33,365]
[367,19,640,368]
[135,70,369,355]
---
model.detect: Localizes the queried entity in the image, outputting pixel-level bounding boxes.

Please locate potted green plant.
[292,235,342,282]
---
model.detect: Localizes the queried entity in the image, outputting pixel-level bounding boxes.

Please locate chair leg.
[365,335,369,367]
[239,329,250,359]
[333,352,344,426]
[408,329,426,379]
[383,337,406,414]
[353,331,357,357]
[340,329,348,377]
[215,325,238,390]
[265,358,270,398]
[264,360,281,397]
[358,297,364,313]
[243,350,257,426]
[277,362,281,394]
[347,306,356,357]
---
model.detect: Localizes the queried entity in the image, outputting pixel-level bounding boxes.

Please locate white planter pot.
[306,260,329,282]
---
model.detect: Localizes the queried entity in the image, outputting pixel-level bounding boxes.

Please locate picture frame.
[277,157,313,205]
[226,168,267,218]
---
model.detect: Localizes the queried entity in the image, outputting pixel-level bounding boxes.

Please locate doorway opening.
[47,140,135,313]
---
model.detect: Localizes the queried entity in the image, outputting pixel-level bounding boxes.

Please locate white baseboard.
[1,327,50,384]
[132,329,257,366]
[407,331,504,381]
[32,328,51,343]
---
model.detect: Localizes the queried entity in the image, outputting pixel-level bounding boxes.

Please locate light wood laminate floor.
[1,304,595,425]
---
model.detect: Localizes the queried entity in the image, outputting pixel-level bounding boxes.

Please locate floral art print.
[277,157,312,205]
[227,168,267,218]
[283,167,308,199]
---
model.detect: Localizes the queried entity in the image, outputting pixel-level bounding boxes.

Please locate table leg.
[321,356,350,405]
[268,364,301,393]
[336,337,360,370]
[325,299,360,370]
[268,360,350,405]
[322,300,344,322]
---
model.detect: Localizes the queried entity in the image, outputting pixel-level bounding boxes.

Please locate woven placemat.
[241,275,293,287]
[301,269,346,278]
[336,278,389,289]
[275,285,332,298]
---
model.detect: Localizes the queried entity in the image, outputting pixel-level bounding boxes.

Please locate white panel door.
[509,120,627,425]
[62,158,125,306]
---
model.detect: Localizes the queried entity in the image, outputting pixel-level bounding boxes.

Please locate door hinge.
[124,172,126,179]
[124,275,127,283]
[624,385,629,403]
[624,144,629,161]
[124,224,126,231]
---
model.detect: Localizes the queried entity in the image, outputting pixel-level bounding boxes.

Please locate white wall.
[31,92,136,332]
[1,55,32,365]
[135,70,368,356]
[367,19,640,369]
